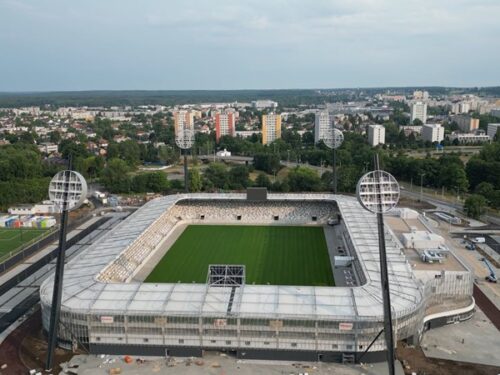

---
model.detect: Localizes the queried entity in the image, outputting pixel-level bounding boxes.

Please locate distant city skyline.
[1,0,499,91]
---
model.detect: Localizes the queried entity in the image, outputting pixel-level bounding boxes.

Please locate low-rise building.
[448,132,491,144]
[38,143,58,154]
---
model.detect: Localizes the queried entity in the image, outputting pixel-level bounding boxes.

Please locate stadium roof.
[41,194,424,321]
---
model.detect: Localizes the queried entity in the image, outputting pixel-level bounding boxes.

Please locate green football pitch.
[0,228,48,257]
[145,225,334,286]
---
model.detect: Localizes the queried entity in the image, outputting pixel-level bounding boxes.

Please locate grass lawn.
[145,225,334,286]
[0,228,48,257]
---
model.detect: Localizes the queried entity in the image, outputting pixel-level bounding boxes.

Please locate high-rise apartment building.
[422,124,444,143]
[173,110,194,136]
[262,113,281,145]
[410,101,427,124]
[454,115,479,133]
[314,111,331,144]
[215,112,236,142]
[367,125,386,146]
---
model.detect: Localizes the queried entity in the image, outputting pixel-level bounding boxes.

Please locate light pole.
[175,128,194,193]
[419,173,425,202]
[356,154,400,375]
[323,126,343,194]
[45,169,87,371]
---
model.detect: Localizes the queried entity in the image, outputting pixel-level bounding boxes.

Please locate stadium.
[39,192,474,363]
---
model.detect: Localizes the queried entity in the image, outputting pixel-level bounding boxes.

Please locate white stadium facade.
[40,193,474,363]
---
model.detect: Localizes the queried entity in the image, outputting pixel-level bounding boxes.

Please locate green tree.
[253,153,280,174]
[475,182,495,198]
[255,173,271,189]
[286,166,322,192]
[464,194,487,219]
[203,163,229,190]
[59,139,89,160]
[189,167,203,192]
[102,158,131,193]
[229,165,250,190]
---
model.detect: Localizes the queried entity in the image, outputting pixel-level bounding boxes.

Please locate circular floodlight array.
[356,170,400,214]
[48,170,88,212]
[175,128,194,150]
[323,128,344,150]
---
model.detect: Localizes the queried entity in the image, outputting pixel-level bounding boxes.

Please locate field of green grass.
[145,225,334,286]
[0,228,48,257]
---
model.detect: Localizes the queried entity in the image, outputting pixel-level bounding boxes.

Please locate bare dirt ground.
[0,309,78,375]
[396,342,500,375]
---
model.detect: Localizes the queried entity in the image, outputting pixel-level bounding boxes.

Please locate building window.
[96,337,101,342]
[245,341,251,345]
[332,344,338,349]
[211,340,217,343]
[143,338,149,343]
[291,343,297,347]
[359,345,363,350]
[237,215,242,221]
[226,340,232,345]
[312,216,317,221]
[179,339,184,344]
[274,215,279,221]
[200,215,205,220]
[346,345,353,350]
[264,341,270,345]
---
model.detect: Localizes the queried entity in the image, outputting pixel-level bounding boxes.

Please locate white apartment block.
[453,115,479,133]
[173,110,194,135]
[314,111,331,144]
[410,101,427,124]
[262,113,281,145]
[422,124,444,143]
[367,125,386,146]
[487,123,500,139]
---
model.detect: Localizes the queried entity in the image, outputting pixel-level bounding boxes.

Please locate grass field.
[0,228,48,257]
[145,225,334,286]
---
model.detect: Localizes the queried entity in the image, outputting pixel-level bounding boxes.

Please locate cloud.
[0,0,499,90]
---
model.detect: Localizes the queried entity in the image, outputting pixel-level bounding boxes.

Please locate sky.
[0,0,499,91]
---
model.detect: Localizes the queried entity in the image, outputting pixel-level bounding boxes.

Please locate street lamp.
[356,154,400,375]
[46,170,87,371]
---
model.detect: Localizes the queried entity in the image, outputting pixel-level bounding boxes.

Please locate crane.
[482,258,498,283]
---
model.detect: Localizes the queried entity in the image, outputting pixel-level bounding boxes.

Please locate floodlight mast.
[175,128,194,193]
[323,126,343,194]
[374,155,396,375]
[45,168,87,371]
[356,153,398,375]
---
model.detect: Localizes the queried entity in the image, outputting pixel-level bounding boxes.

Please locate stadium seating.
[99,199,337,282]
